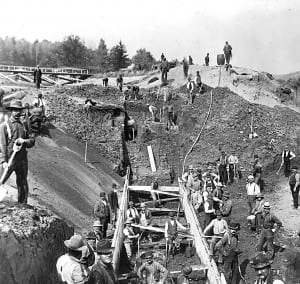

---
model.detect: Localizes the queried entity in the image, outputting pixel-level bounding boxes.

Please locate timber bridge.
[0,64,94,86]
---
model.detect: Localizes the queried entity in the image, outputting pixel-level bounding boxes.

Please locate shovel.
[276,163,283,175]
[0,141,23,201]
[249,116,258,139]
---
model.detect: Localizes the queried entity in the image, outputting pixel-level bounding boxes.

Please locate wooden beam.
[147,207,183,213]
[17,73,33,83]
[129,185,179,193]
[135,197,179,206]
[147,145,156,172]
[131,224,194,238]
[128,187,180,197]
[0,73,17,83]
[42,75,56,85]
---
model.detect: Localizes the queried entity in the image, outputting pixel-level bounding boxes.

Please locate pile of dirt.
[45,88,124,167]
[0,202,73,284]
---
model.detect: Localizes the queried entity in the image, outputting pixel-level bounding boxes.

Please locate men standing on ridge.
[107,183,119,227]
[228,151,238,184]
[281,148,296,177]
[33,65,42,89]
[160,57,169,83]
[116,74,123,92]
[182,58,189,78]
[0,100,35,204]
[94,192,111,238]
[205,53,210,66]
[188,55,193,65]
[186,77,195,104]
[223,41,232,65]
[218,150,228,185]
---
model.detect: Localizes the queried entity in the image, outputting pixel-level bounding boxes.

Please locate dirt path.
[272,177,300,234]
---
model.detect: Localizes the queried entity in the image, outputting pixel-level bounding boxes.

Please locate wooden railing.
[112,168,130,271]
[0,64,90,75]
[178,179,226,284]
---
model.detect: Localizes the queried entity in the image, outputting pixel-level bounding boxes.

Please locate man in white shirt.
[203,210,228,257]
[186,77,195,104]
[56,235,90,284]
[123,219,139,260]
[246,175,260,214]
[126,201,139,224]
[32,93,46,115]
[227,152,239,184]
[147,104,157,122]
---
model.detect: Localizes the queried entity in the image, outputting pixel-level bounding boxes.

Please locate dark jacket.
[0,116,35,163]
[107,191,119,211]
[89,262,118,284]
[94,199,111,221]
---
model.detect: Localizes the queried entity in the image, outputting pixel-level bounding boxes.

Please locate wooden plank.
[17,73,33,83]
[56,75,83,82]
[132,224,194,238]
[0,73,17,83]
[128,187,180,197]
[179,181,226,284]
[135,197,179,206]
[147,145,157,172]
[147,207,183,213]
[129,185,179,192]
[42,75,56,85]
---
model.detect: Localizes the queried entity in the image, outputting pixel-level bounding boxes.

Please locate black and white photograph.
[0,0,299,283]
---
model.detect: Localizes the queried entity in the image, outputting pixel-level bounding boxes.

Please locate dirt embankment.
[0,203,73,284]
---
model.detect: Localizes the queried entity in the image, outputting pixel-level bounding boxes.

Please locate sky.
[0,0,300,74]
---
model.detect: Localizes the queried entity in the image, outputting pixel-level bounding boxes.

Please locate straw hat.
[64,235,87,251]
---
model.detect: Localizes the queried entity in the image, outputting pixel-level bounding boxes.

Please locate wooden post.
[84,140,88,163]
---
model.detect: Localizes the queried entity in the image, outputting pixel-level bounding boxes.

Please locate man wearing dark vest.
[281,148,296,177]
[289,166,300,209]
[0,100,35,203]
[94,192,111,238]
[165,211,187,258]
[220,191,233,223]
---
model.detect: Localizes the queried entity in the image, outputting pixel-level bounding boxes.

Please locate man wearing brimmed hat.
[89,239,118,284]
[227,151,239,184]
[176,265,193,284]
[33,65,42,89]
[246,175,260,214]
[281,147,296,177]
[123,218,139,259]
[190,173,203,212]
[288,166,300,209]
[92,220,104,242]
[165,211,188,258]
[94,192,111,238]
[137,251,168,284]
[139,202,153,242]
[203,210,228,258]
[0,99,35,203]
[215,222,239,283]
[251,193,265,231]
[56,234,90,284]
[182,164,195,183]
[202,165,218,190]
[256,202,282,259]
[250,252,284,284]
[220,191,233,223]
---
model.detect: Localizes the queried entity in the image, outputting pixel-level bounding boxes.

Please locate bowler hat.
[256,193,264,199]
[223,191,230,198]
[182,266,193,275]
[169,211,176,217]
[188,165,194,170]
[125,218,133,224]
[129,201,134,206]
[6,100,25,110]
[229,222,239,231]
[263,202,271,209]
[64,235,87,251]
[93,220,102,227]
[250,252,273,269]
[112,183,117,189]
[99,192,106,197]
[140,203,146,208]
[96,239,112,254]
[86,231,96,240]
[144,251,154,259]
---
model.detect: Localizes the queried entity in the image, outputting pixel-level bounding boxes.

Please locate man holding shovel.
[0,100,35,203]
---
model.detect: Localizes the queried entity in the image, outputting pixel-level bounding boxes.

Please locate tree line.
[0,35,157,72]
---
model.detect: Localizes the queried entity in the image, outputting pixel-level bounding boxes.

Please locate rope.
[182,65,224,175]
